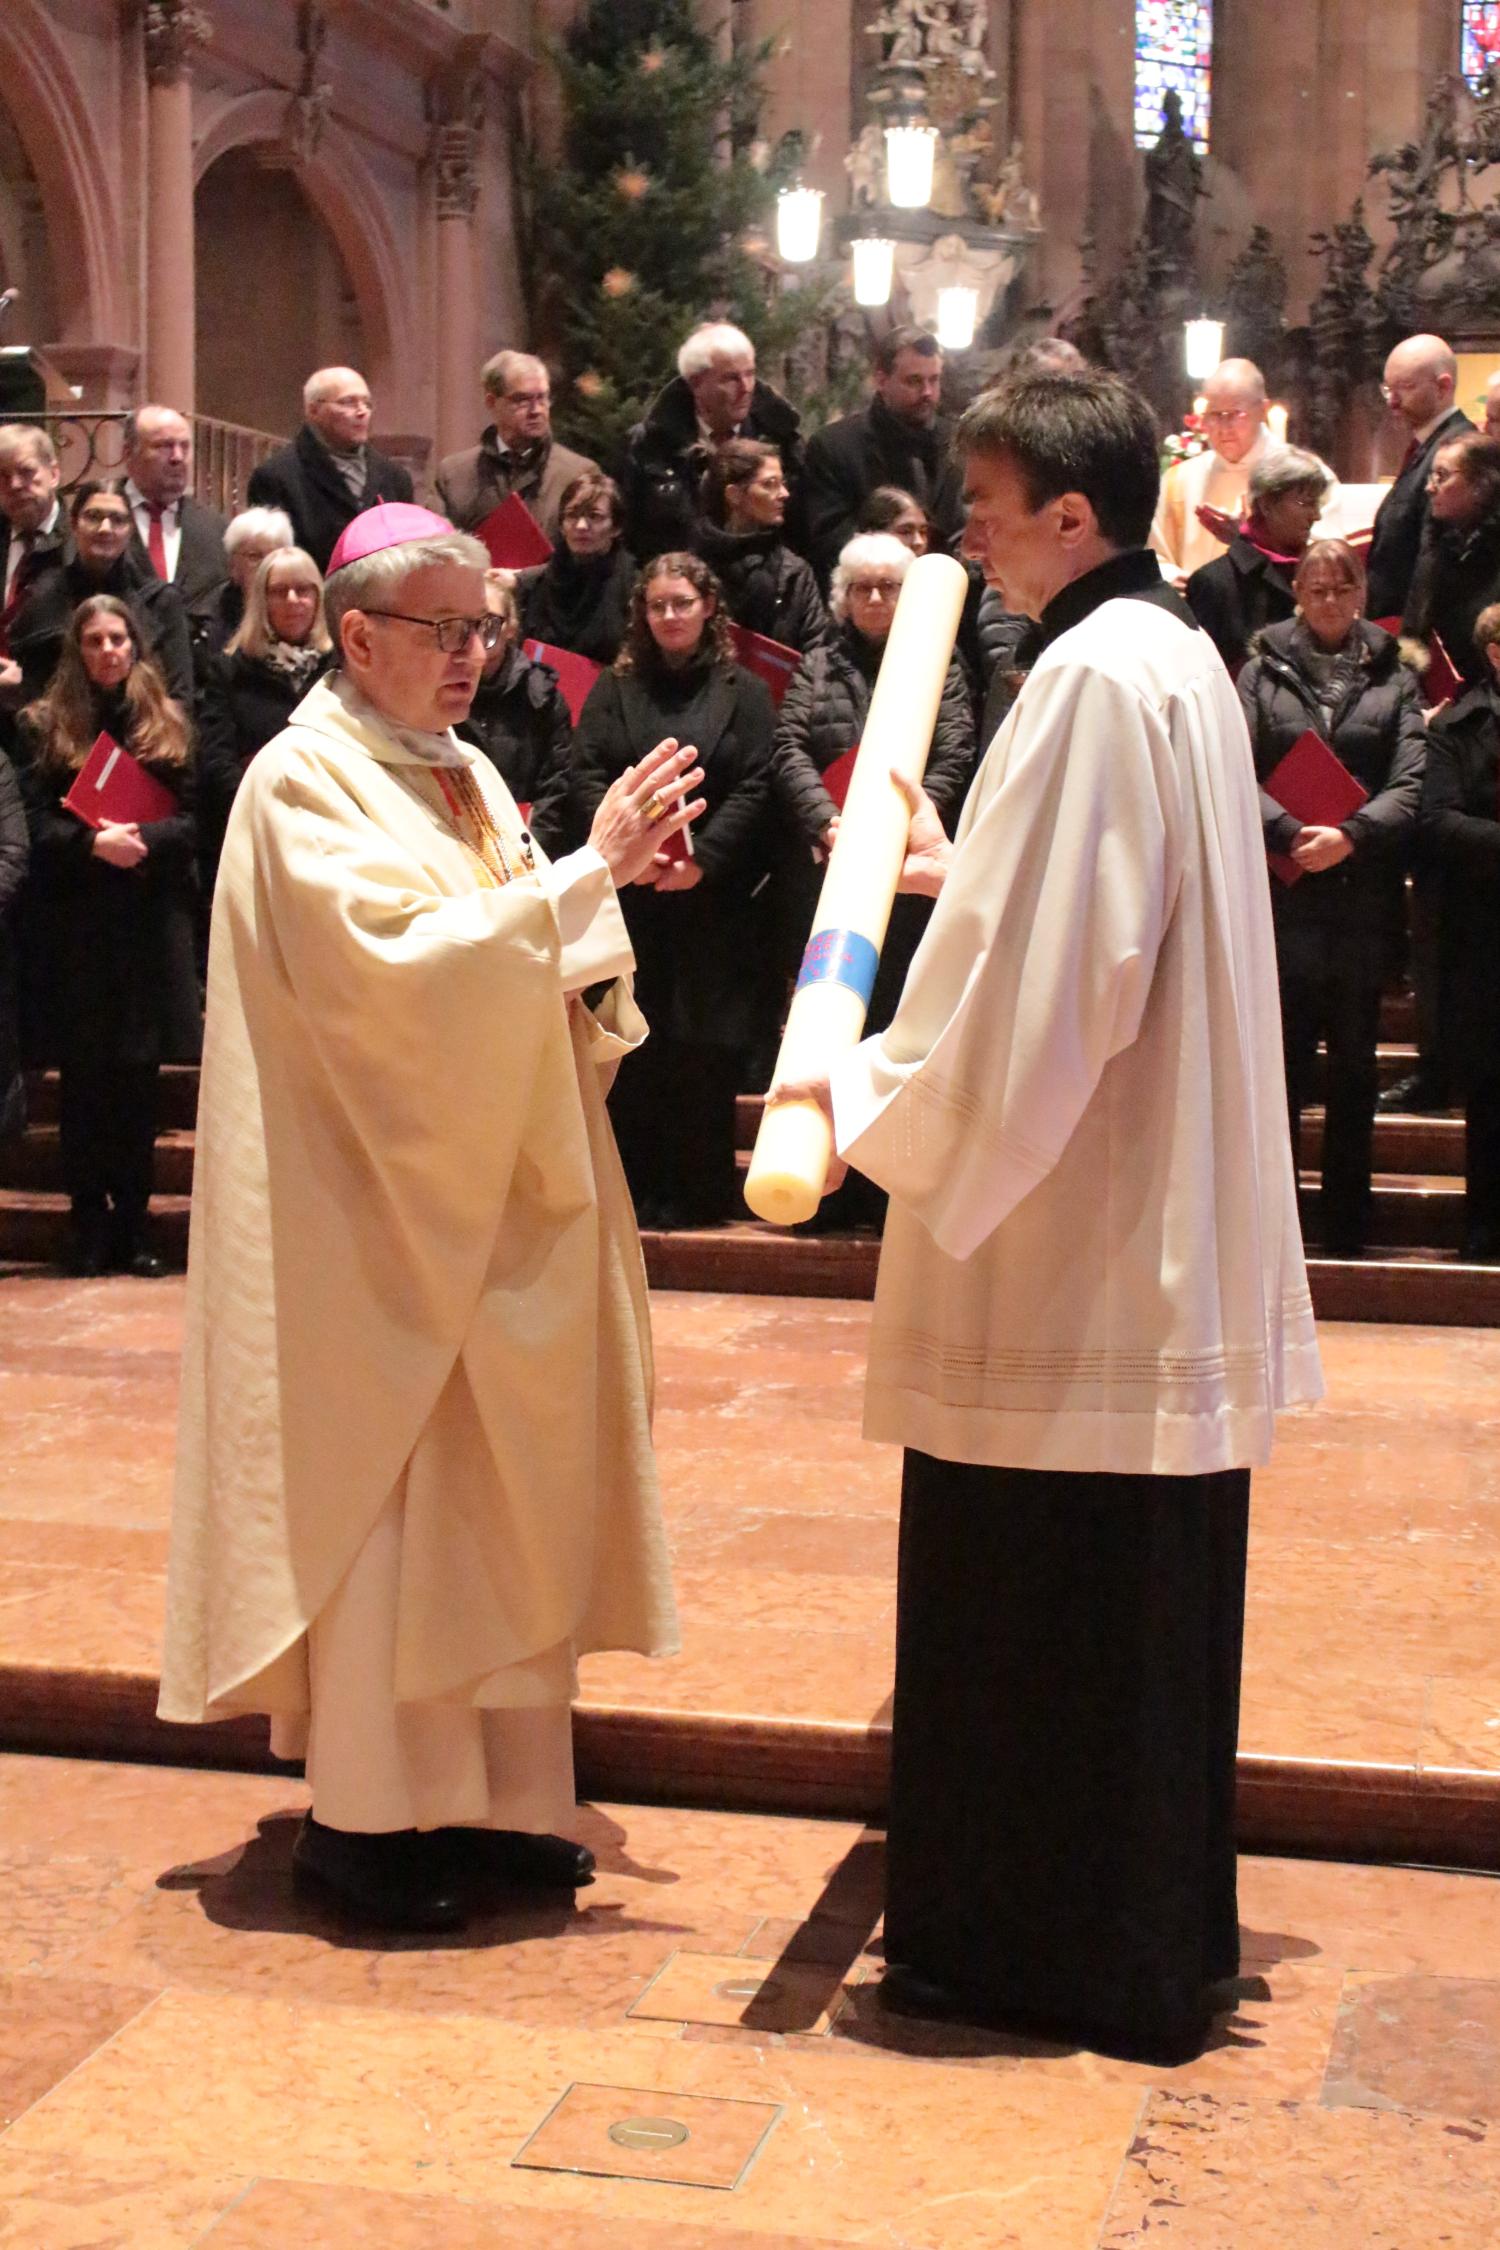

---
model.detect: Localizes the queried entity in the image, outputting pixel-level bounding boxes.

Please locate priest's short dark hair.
[956,372,1161,551]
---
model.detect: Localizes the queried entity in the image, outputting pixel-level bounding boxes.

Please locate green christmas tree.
[523,0,832,465]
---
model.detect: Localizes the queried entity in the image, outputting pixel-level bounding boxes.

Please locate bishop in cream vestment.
[158,669,680,1824]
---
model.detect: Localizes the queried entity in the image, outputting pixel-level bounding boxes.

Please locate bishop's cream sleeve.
[830,660,1185,1262]
[536,844,636,994]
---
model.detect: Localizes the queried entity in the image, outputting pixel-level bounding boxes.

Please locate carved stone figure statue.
[844,122,885,210]
[1143,89,1204,284]
[870,0,990,72]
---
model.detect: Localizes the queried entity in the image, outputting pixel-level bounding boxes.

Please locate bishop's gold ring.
[642,792,669,825]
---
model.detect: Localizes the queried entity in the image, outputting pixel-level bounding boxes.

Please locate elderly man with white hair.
[623,319,804,562]
[159,500,702,1933]
[247,366,415,573]
[436,349,598,543]
[0,422,65,713]
[1150,357,1285,585]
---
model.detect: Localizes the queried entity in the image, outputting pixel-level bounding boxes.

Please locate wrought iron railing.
[31,411,285,517]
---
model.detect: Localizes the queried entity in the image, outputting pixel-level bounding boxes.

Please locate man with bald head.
[247,366,415,573]
[1151,358,1283,584]
[436,351,597,544]
[1365,333,1473,624]
[122,404,229,649]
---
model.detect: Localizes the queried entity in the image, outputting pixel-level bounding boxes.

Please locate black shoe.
[120,1249,169,1279]
[1377,1071,1449,1115]
[1461,1230,1500,1264]
[1322,1237,1368,1261]
[61,1209,110,1278]
[291,1814,467,1933]
[442,1826,595,1894]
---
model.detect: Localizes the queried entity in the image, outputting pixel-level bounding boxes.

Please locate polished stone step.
[0,1126,196,1198]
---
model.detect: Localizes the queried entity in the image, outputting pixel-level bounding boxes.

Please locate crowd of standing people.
[1,320,1499,1268]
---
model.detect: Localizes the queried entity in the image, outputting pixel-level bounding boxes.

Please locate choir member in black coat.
[456,575,575,860]
[517,473,636,667]
[572,552,776,1229]
[245,370,414,575]
[195,546,330,882]
[16,595,200,1276]
[801,328,965,584]
[0,746,26,1142]
[1186,448,1330,676]
[196,507,298,661]
[1402,433,1500,690]
[1238,542,1427,1256]
[1421,602,1500,1260]
[697,440,829,657]
[1364,334,1473,624]
[10,483,193,711]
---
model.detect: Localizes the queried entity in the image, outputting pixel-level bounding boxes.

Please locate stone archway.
[0,2,128,345]
[193,92,413,417]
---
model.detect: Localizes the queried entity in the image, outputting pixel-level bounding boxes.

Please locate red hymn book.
[1262,729,1368,886]
[62,733,179,830]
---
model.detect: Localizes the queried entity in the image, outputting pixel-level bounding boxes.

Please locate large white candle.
[745,550,969,1226]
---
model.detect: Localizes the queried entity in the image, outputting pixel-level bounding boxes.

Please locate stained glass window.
[1134,2,1213,153]
[1463,4,1500,90]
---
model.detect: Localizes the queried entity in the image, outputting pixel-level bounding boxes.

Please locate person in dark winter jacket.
[10,482,194,711]
[571,550,776,1229]
[1239,540,1427,1256]
[1187,448,1331,676]
[1420,599,1500,1259]
[245,368,414,574]
[0,746,26,1143]
[196,506,298,662]
[195,545,331,882]
[16,594,200,1276]
[801,328,965,584]
[697,440,829,656]
[457,575,576,860]
[1403,432,1500,690]
[517,472,636,667]
[621,324,805,564]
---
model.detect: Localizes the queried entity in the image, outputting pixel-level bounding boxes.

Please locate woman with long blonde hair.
[197,545,329,878]
[18,595,200,1275]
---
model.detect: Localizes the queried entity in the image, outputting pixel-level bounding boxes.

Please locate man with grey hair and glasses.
[436,349,598,542]
[1150,357,1284,586]
[160,501,703,1934]
[247,366,415,572]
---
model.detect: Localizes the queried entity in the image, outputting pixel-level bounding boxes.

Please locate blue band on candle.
[795,927,879,1008]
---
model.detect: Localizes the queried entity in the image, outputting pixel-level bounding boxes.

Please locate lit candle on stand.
[1267,403,1290,446]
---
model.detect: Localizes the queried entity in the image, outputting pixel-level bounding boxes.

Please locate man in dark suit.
[801,327,966,585]
[1365,334,1474,624]
[0,422,66,731]
[247,367,414,574]
[122,404,229,661]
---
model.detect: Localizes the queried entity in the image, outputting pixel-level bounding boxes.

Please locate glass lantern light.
[1183,317,1225,382]
[851,236,896,307]
[936,284,979,352]
[776,185,825,265]
[885,124,938,210]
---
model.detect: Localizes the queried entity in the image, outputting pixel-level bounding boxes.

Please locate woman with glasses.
[572,551,776,1229]
[697,440,829,656]
[196,545,331,883]
[1187,448,1331,676]
[456,573,576,860]
[16,595,199,1276]
[517,472,635,666]
[1403,433,1500,690]
[10,480,193,709]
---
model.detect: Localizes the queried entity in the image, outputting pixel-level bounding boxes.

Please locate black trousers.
[1466,1074,1500,1242]
[1278,940,1382,1249]
[886,1449,1250,2047]
[608,1033,743,1226]
[57,1059,159,1226]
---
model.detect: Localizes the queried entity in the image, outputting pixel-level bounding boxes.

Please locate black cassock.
[884,1450,1250,2057]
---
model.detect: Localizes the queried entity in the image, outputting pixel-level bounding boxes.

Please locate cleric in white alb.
[775,370,1322,2063]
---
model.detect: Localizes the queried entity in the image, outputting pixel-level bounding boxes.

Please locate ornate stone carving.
[429,49,486,224]
[285,2,334,168]
[1223,224,1288,372]
[869,0,991,75]
[142,0,212,89]
[1306,202,1379,457]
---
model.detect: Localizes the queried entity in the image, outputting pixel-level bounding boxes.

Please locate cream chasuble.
[830,585,1324,1479]
[159,672,679,1727]
[1150,430,1284,582]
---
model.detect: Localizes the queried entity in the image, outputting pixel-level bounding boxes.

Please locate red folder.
[476,495,553,570]
[728,623,802,707]
[62,732,178,830]
[822,746,859,812]
[1262,729,1368,886]
[523,640,602,725]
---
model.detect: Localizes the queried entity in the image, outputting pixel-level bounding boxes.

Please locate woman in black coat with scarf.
[10,481,193,711]
[572,551,775,1229]
[1239,540,1427,1258]
[17,594,200,1276]
[195,544,330,883]
[517,471,636,667]
[1420,601,1500,1260]
[1403,433,1500,688]
[457,574,576,860]
[697,440,830,657]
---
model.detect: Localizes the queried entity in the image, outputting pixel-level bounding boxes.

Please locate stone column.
[143,1,209,414]
[431,59,485,467]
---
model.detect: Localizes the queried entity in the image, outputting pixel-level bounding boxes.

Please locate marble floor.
[0,1750,1497,2245]
[1,1272,1498,1773]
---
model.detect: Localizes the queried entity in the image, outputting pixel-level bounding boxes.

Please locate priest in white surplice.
[776,372,1323,2061]
[159,503,704,1933]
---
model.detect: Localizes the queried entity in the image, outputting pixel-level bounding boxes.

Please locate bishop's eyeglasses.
[362,610,506,653]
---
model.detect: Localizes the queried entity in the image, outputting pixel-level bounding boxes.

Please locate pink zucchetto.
[326,502,455,575]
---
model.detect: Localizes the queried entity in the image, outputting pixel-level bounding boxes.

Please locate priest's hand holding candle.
[746,550,968,1226]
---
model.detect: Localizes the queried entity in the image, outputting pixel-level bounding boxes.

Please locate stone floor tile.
[0,1971,159,2128]
[1324,1970,1500,2121]
[200,2179,834,2246]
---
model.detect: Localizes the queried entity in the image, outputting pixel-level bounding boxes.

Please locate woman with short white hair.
[203,506,297,655]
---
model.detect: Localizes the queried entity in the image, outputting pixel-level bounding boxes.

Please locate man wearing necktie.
[0,423,66,727]
[1364,335,1475,626]
[122,407,230,661]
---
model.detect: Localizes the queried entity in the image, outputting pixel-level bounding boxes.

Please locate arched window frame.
[1133,2,1214,154]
